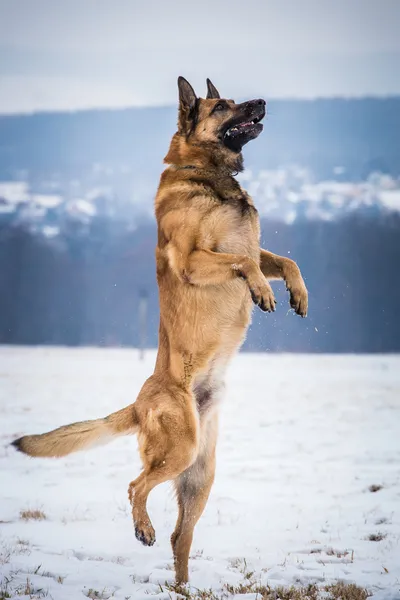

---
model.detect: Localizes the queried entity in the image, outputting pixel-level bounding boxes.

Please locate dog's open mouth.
[221,101,266,152]
[224,115,263,138]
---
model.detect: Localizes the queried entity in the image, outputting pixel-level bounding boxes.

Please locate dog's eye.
[214,103,225,112]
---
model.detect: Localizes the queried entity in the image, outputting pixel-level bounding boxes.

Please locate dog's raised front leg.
[260,249,308,317]
[168,246,277,313]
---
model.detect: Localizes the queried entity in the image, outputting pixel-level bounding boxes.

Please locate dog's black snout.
[247,99,265,107]
[244,99,266,113]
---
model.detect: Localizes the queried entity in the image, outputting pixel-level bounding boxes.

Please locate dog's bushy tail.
[12,403,139,458]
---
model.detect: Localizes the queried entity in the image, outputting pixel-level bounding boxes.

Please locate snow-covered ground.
[0,347,399,599]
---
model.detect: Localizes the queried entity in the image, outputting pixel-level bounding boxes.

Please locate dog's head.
[164,77,266,172]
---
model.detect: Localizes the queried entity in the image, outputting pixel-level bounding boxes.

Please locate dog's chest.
[213,195,260,260]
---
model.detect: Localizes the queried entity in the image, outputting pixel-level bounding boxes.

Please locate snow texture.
[0,347,399,599]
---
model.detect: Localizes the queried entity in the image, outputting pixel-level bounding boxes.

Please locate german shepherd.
[12,77,308,583]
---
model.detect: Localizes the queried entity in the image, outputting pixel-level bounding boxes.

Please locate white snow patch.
[0,181,29,204]
[0,347,399,599]
[42,226,60,238]
[86,187,113,201]
[379,190,400,212]
[32,194,63,209]
[0,203,15,214]
[66,198,97,217]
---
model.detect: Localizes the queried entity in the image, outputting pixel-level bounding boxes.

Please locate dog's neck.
[164,133,244,175]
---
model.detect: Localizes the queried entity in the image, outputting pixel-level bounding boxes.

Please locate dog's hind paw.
[135,522,156,547]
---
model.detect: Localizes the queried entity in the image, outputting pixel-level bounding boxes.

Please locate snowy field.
[0,346,399,599]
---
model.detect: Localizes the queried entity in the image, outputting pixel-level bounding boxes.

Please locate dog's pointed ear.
[206,78,220,99]
[178,76,197,110]
[177,76,198,135]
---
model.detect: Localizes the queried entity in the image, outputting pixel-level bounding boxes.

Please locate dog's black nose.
[245,99,266,111]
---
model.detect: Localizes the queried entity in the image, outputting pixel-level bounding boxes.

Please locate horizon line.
[1,93,400,118]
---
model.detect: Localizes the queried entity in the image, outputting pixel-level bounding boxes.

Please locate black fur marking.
[186,176,256,217]
[193,376,224,414]
[195,386,213,413]
[205,184,227,205]
[186,97,200,137]
[177,453,208,498]
[237,195,258,216]
[11,438,23,452]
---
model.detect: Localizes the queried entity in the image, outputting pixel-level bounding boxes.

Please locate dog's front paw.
[287,281,308,317]
[249,281,277,312]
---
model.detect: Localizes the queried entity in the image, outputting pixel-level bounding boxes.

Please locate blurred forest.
[1,212,399,353]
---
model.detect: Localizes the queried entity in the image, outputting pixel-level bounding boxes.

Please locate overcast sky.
[0,0,399,113]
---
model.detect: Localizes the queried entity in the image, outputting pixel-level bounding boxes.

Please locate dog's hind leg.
[129,452,196,547]
[127,376,200,547]
[171,414,218,583]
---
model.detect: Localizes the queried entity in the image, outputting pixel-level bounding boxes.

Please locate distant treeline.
[1,212,399,353]
[1,97,400,183]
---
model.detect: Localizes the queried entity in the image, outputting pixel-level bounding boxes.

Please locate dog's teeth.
[225,125,241,137]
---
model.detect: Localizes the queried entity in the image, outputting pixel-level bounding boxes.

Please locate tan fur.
[12,78,308,584]
[13,404,139,457]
